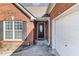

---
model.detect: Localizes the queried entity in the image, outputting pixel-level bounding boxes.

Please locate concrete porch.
[11,40,57,56]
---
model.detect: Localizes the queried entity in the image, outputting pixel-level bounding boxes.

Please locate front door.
[37,22,44,40]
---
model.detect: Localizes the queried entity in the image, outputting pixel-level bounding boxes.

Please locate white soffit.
[26,6,48,17]
[20,3,49,18]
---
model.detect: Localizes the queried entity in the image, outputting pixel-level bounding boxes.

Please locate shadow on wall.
[10,28,35,55]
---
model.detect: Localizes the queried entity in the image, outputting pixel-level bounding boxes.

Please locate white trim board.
[3,21,5,40]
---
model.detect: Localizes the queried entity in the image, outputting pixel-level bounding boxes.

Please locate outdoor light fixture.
[11,16,14,20]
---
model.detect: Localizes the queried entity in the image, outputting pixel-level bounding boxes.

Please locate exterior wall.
[49,3,75,48]
[34,21,37,43]
[45,21,48,40]
[0,3,34,45]
[24,21,34,45]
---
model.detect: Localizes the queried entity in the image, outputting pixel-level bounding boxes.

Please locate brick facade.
[0,3,34,45]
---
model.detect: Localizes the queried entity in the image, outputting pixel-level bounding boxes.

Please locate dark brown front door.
[38,22,44,40]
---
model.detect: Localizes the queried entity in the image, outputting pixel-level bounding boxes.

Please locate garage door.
[52,10,79,56]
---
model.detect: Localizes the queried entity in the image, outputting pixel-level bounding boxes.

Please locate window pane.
[40,25,43,32]
[5,21,13,39]
[5,21,13,30]
[15,31,22,39]
[14,21,23,39]
[14,21,23,30]
[5,31,13,39]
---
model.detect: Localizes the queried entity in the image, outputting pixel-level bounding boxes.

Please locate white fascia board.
[15,3,35,21]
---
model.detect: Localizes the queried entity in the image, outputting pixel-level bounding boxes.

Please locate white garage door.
[52,10,79,56]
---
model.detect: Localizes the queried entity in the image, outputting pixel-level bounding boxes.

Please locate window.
[5,21,13,39]
[4,21,24,40]
[40,25,43,32]
[14,21,23,39]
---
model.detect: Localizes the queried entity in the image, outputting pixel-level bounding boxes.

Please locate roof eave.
[14,3,35,21]
[46,3,56,15]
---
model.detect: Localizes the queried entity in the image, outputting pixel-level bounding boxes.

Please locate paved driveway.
[11,40,56,56]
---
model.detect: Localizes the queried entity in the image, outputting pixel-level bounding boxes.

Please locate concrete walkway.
[11,40,56,56]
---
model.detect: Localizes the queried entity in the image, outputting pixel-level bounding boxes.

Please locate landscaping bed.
[0,41,22,56]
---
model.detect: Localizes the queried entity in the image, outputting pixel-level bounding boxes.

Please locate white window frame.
[3,21,23,41]
[13,20,15,40]
[3,21,5,40]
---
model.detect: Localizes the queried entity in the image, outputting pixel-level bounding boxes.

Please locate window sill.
[3,39,23,41]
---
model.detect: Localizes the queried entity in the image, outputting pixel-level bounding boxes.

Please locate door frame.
[37,22,45,40]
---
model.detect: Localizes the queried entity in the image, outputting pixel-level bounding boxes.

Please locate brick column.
[50,17,52,48]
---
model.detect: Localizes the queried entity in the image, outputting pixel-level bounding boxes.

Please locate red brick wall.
[45,21,48,40]
[0,3,34,45]
[49,3,75,48]
[34,21,37,43]
[50,18,52,48]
